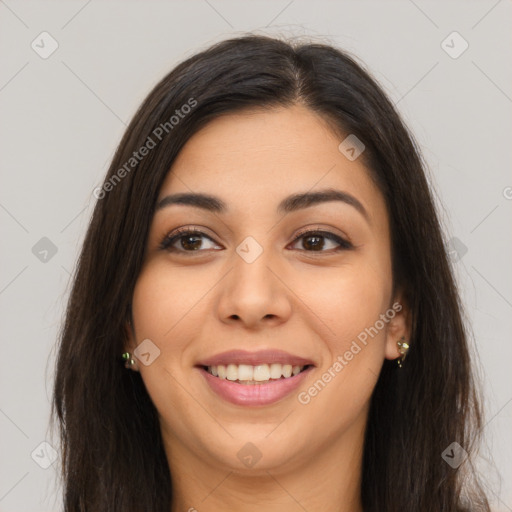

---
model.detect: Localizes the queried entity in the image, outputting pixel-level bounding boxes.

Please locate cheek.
[301,257,392,352]
[129,262,208,422]
[130,263,208,431]
[131,261,210,349]
[294,258,392,423]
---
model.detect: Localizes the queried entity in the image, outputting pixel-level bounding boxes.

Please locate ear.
[384,290,411,361]
[123,314,140,372]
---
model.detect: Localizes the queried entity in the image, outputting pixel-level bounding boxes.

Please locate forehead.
[157,105,386,222]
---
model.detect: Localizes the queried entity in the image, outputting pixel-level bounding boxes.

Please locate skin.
[125,104,410,512]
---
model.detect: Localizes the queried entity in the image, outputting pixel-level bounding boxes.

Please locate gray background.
[0,1,511,510]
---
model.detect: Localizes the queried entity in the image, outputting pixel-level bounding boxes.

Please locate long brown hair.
[51,34,491,511]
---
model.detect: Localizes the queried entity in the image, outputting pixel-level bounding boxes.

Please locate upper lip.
[196,349,316,368]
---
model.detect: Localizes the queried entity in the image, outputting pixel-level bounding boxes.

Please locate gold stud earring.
[396,336,409,368]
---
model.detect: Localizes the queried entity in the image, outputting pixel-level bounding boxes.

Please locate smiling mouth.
[201,363,313,385]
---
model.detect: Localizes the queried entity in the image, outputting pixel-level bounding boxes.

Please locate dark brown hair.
[51,34,491,511]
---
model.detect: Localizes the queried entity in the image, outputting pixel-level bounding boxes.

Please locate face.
[126,104,408,477]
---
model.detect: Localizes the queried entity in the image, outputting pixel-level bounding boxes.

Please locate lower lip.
[198,366,314,406]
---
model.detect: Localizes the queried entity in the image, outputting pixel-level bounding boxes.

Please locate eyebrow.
[155,188,369,222]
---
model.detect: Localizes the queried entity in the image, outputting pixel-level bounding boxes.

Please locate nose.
[215,245,292,330]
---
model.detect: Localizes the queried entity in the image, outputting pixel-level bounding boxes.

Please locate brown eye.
[159,227,353,255]
[290,230,353,252]
[159,228,220,253]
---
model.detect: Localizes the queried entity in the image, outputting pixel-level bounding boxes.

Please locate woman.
[51,34,491,511]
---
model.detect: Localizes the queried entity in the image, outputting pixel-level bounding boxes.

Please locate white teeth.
[237,364,253,381]
[226,364,238,381]
[217,365,226,379]
[206,363,306,381]
[253,364,270,381]
[269,363,282,379]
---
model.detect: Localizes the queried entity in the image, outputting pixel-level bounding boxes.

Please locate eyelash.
[158,226,354,254]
